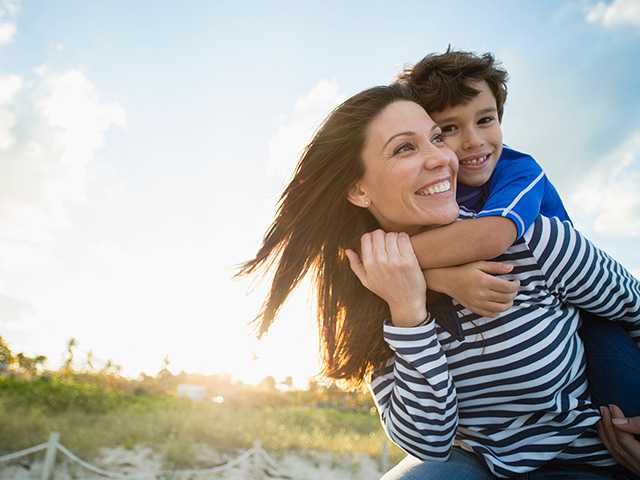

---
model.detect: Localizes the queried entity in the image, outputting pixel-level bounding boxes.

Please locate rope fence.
[0,433,293,480]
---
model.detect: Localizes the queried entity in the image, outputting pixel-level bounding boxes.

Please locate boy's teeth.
[462,154,488,165]
[417,180,451,196]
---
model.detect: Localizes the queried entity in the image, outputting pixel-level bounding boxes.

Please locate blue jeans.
[580,312,640,417]
[382,449,637,479]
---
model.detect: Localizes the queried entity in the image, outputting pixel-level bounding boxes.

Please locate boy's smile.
[431,80,503,187]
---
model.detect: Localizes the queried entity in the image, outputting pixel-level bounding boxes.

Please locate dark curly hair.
[397,48,509,121]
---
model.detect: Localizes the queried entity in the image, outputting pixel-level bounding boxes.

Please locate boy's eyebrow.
[383,125,439,150]
[436,107,498,124]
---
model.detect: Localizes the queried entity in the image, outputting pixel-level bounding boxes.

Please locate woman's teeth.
[416,179,451,196]
[461,154,489,166]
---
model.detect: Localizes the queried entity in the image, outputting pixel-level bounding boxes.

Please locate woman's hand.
[425,261,519,317]
[346,230,427,328]
[597,404,640,476]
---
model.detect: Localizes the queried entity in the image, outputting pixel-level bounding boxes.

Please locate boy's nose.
[462,129,484,150]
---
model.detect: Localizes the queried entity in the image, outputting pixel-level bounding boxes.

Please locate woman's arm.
[370,322,458,461]
[346,230,458,460]
[525,216,640,341]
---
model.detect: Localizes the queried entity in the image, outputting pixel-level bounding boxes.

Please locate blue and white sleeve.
[477,153,546,240]
[524,216,640,342]
[369,320,458,461]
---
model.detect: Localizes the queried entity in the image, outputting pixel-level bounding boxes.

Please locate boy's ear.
[347,182,371,208]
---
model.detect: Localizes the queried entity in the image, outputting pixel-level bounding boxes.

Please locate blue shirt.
[457,146,571,239]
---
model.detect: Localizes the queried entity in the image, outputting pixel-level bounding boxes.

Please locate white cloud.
[0,21,15,45]
[633,268,640,279]
[0,0,19,47]
[0,64,126,356]
[0,69,126,246]
[267,79,345,181]
[569,132,640,236]
[586,0,640,27]
[0,74,22,149]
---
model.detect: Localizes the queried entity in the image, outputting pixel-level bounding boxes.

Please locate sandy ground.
[0,444,385,479]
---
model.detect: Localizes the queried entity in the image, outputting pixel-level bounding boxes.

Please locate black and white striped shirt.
[370,214,640,477]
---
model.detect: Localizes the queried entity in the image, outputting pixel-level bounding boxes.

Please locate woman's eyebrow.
[383,125,439,150]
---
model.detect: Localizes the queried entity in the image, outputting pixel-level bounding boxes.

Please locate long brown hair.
[237,83,420,387]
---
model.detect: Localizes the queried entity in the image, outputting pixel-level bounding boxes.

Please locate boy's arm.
[414,149,556,269]
[411,216,516,269]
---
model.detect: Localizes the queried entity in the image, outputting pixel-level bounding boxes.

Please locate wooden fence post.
[381,439,389,473]
[41,432,60,480]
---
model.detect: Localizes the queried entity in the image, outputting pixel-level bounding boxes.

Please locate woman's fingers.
[386,232,400,260]
[608,405,638,461]
[610,405,640,435]
[360,232,373,266]
[397,232,415,259]
[345,249,366,284]
[371,229,387,263]
[599,406,633,468]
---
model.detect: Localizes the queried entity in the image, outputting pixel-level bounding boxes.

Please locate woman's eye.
[431,133,444,145]
[393,142,415,155]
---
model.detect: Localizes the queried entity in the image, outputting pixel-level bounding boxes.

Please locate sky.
[1,0,639,387]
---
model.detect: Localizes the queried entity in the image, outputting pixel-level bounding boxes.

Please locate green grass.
[0,376,405,469]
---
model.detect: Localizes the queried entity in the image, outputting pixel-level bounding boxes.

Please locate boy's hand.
[425,262,519,317]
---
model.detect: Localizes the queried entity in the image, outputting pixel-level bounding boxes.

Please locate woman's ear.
[347,182,371,208]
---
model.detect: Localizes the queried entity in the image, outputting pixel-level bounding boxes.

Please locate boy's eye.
[393,142,415,155]
[431,133,444,145]
[478,116,496,125]
[440,124,457,136]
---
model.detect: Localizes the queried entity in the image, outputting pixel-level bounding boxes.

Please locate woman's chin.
[409,206,458,233]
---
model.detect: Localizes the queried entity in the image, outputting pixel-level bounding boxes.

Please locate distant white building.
[177,383,206,400]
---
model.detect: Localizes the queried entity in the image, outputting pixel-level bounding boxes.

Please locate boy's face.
[430,80,503,187]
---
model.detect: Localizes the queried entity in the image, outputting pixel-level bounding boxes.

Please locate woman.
[238,83,640,478]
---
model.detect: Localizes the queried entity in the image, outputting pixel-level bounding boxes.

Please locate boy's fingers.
[487,276,520,294]
[483,301,511,315]
[486,291,516,305]
[479,261,514,275]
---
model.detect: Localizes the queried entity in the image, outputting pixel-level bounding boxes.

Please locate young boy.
[397,49,640,416]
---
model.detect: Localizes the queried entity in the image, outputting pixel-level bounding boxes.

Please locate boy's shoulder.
[492,145,544,179]
[499,145,539,164]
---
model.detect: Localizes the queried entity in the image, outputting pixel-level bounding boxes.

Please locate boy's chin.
[459,172,491,187]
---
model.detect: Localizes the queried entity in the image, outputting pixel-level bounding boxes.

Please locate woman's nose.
[423,144,451,170]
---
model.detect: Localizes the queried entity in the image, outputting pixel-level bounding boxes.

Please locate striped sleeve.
[524,216,640,342]
[369,319,458,461]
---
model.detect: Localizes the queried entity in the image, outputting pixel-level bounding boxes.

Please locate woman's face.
[350,100,459,233]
